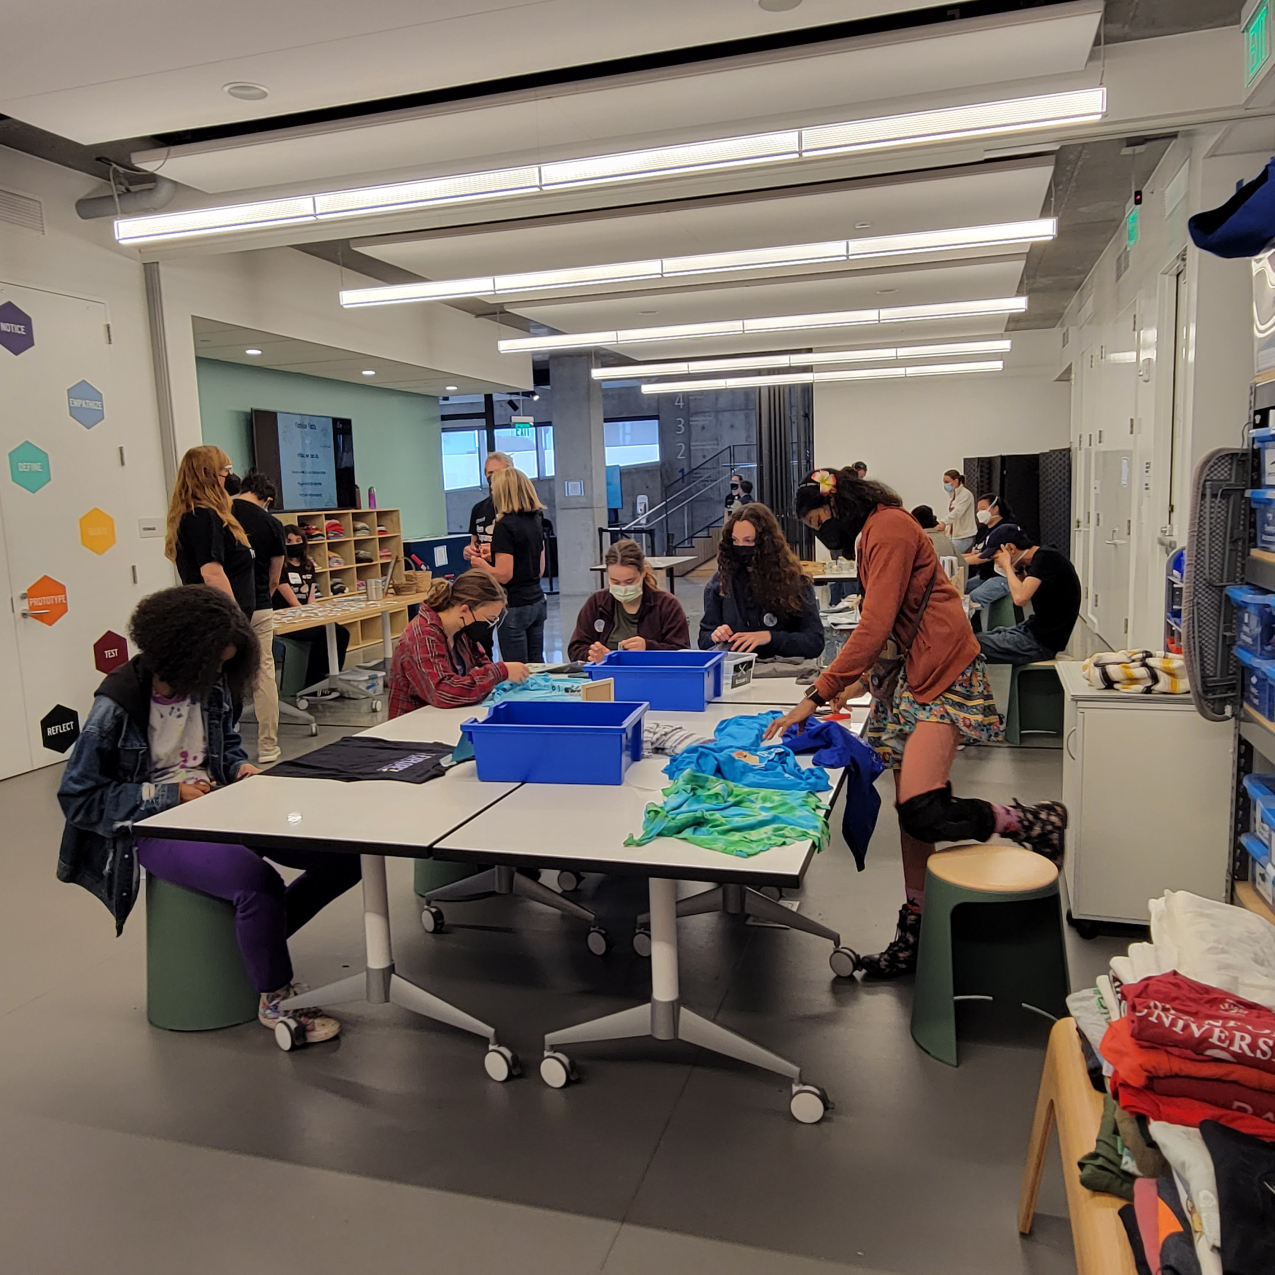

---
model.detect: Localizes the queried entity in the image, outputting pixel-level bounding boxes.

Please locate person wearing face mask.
[698,504,824,656]
[938,470,977,553]
[764,468,1066,980]
[568,539,690,663]
[964,497,1024,618]
[273,525,350,690]
[977,529,1082,666]
[387,571,529,715]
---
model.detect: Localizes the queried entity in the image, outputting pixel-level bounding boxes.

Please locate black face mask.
[728,543,755,566]
[814,518,850,553]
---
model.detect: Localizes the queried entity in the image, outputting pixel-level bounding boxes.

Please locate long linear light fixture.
[640,360,1004,394]
[337,220,1053,308]
[497,297,1027,354]
[114,88,1105,245]
[589,339,1011,380]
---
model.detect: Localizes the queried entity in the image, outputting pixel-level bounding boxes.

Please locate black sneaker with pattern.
[1011,799,1068,867]
[860,902,922,981]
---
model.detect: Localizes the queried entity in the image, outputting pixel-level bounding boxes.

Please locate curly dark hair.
[793,468,902,528]
[717,503,809,619]
[129,586,259,699]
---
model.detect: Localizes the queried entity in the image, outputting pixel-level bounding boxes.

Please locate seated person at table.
[388,571,530,716]
[57,586,360,1044]
[978,529,1081,666]
[273,525,350,689]
[963,495,1019,615]
[910,505,965,593]
[568,538,690,663]
[698,503,824,657]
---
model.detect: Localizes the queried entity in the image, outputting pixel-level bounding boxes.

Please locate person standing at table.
[463,451,513,657]
[166,446,256,618]
[699,503,824,657]
[274,526,350,689]
[938,469,977,554]
[569,538,690,662]
[469,466,546,663]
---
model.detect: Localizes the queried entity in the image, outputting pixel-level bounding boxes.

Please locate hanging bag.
[866,568,938,704]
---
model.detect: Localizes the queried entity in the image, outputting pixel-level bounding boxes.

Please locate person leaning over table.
[388,570,530,716]
[763,467,1067,980]
[698,502,824,657]
[569,538,690,663]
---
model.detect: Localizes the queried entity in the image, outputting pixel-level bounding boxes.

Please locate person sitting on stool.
[977,529,1081,666]
[963,496,1017,615]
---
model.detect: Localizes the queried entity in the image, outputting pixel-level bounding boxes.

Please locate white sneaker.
[257,747,282,764]
[258,985,340,1044]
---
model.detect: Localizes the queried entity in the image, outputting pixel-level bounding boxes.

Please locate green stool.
[911,845,1070,1066]
[1004,661,1064,747]
[145,874,260,1031]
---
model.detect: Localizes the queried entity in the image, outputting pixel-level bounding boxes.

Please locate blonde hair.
[605,538,658,591]
[423,570,506,614]
[165,446,249,561]
[491,466,544,516]
[486,450,514,471]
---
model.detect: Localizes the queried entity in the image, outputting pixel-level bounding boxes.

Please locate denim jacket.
[56,656,250,933]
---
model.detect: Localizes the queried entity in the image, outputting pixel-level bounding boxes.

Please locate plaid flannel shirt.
[388,606,507,717]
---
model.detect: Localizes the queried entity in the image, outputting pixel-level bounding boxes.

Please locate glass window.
[604,418,660,468]
[538,425,554,478]
[493,425,540,476]
[441,429,485,491]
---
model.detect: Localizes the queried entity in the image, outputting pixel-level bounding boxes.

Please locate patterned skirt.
[865,655,1002,770]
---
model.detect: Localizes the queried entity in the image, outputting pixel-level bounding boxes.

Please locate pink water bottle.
[367,485,377,509]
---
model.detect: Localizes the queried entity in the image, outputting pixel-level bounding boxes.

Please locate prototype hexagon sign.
[67,379,105,428]
[79,507,115,555]
[9,441,50,493]
[40,704,80,754]
[25,575,68,626]
[0,301,33,356]
[93,630,129,674]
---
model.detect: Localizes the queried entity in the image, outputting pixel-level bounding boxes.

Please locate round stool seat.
[927,843,1058,894]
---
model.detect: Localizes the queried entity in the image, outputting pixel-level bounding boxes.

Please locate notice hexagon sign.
[41,704,80,754]
[79,507,115,555]
[67,379,105,428]
[25,575,67,626]
[0,301,33,356]
[9,441,50,493]
[93,630,129,674]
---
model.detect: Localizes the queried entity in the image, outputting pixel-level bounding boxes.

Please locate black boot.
[1010,800,1068,867]
[861,902,922,980]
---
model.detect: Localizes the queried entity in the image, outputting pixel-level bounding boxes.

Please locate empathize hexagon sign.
[79,507,115,554]
[67,379,104,428]
[9,440,50,493]
[93,630,129,674]
[25,575,67,626]
[0,301,34,356]
[41,704,80,754]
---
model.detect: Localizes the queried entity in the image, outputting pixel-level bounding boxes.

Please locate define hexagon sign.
[79,507,116,554]
[93,630,129,674]
[67,379,105,428]
[25,575,68,626]
[41,705,80,754]
[9,441,50,493]
[0,301,34,356]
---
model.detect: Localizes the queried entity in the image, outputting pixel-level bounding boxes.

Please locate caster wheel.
[296,698,309,711]
[632,926,652,958]
[275,1018,307,1052]
[309,724,318,737]
[586,927,609,957]
[540,1051,576,1089]
[1067,910,1099,940]
[829,946,861,979]
[421,905,445,934]
[760,885,783,902]
[372,699,384,713]
[557,870,582,892]
[790,1083,828,1124]
[484,1045,520,1082]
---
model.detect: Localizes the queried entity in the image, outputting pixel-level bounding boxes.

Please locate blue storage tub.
[1248,489,1275,552]
[585,650,726,711]
[1241,832,1271,870]
[1243,774,1275,851]
[1236,648,1275,721]
[1227,585,1275,657]
[460,700,646,785]
[1254,426,1275,488]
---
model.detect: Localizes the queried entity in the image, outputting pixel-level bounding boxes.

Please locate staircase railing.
[620,444,756,553]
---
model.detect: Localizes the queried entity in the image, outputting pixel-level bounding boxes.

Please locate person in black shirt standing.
[462,450,513,657]
[232,470,288,763]
[470,466,545,662]
[978,529,1081,665]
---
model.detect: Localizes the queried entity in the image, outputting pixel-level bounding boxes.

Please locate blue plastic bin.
[1227,585,1275,657]
[1236,648,1275,721]
[585,650,726,711]
[1241,832,1271,870]
[460,700,646,785]
[1248,489,1275,552]
[1255,426,1275,488]
[1243,774,1275,851]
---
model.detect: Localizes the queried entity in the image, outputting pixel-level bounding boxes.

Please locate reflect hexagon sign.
[93,630,129,674]
[0,301,34,356]
[67,379,105,428]
[79,507,115,554]
[9,441,50,493]
[25,575,68,626]
[41,704,80,753]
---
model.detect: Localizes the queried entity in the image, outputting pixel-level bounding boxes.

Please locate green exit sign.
[1126,206,1140,248]
[1247,1,1271,85]
[511,414,534,437]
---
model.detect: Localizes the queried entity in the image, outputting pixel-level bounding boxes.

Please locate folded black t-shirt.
[265,737,454,783]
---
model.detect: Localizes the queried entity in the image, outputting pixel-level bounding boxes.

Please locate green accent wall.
[195,358,446,538]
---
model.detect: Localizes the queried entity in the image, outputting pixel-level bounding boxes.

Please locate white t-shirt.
[946,485,977,539]
[149,692,212,785]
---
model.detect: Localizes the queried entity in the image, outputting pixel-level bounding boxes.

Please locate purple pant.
[137,837,361,993]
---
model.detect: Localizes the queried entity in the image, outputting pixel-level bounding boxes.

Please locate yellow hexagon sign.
[79,507,116,555]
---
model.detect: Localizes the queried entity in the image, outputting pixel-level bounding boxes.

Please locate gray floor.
[1,592,1130,1275]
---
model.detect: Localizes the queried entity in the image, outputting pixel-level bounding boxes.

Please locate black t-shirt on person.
[1022,546,1081,653]
[469,495,497,556]
[174,507,256,617]
[232,499,287,611]
[491,510,544,607]
[274,556,315,609]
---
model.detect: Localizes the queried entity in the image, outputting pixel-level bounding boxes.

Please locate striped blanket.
[1081,650,1189,694]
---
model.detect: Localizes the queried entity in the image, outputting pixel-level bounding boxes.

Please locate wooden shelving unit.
[1236,880,1275,925]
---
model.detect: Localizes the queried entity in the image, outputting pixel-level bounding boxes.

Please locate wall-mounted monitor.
[251,410,356,510]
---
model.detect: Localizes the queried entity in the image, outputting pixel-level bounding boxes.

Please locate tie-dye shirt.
[148,691,211,785]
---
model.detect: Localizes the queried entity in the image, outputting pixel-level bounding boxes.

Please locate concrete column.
[549,352,607,608]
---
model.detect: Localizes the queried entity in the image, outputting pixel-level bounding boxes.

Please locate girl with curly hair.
[764,468,1065,980]
[57,586,359,1045]
[698,503,823,657]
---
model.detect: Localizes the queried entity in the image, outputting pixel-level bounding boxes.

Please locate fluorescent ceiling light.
[640,359,1003,393]
[894,339,1012,358]
[540,131,798,188]
[743,309,879,334]
[361,369,376,376]
[843,219,1054,260]
[879,297,1027,322]
[341,277,497,307]
[902,360,1004,376]
[244,348,262,356]
[315,167,540,219]
[115,196,316,244]
[493,261,663,294]
[445,385,459,391]
[615,320,744,343]
[662,241,847,276]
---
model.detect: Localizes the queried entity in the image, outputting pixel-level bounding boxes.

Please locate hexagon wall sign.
[67,379,105,428]
[25,575,68,626]
[0,301,33,356]
[93,630,129,674]
[40,705,80,753]
[79,507,116,554]
[9,441,50,493]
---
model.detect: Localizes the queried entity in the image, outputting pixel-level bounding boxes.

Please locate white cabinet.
[1058,662,1233,926]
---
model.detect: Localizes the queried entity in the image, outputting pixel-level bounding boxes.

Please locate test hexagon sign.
[79,507,116,554]
[25,575,68,626]
[67,379,105,428]
[41,705,80,753]
[94,630,129,674]
[9,441,50,493]
[0,301,34,356]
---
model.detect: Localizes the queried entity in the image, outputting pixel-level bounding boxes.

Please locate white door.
[1089,449,1134,647]
[0,282,132,770]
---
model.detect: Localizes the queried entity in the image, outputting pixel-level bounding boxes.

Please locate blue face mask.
[943,482,954,493]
